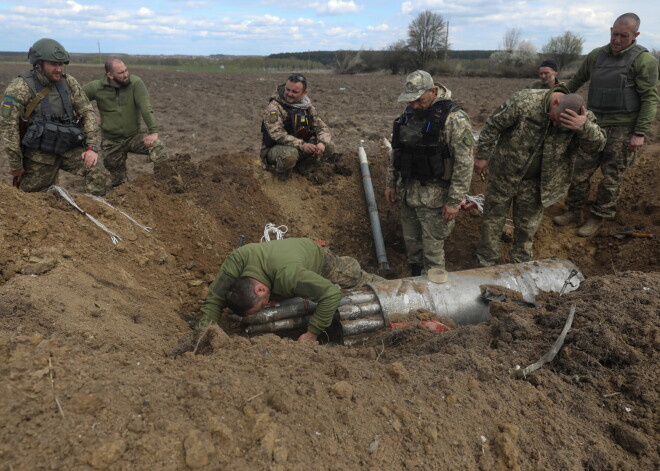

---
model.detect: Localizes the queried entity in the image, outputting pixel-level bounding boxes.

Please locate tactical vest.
[262,100,316,148]
[392,100,459,186]
[19,70,85,154]
[587,44,646,114]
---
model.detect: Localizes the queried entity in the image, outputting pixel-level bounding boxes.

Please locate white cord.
[261,223,288,242]
[49,186,122,245]
[463,194,485,212]
[463,194,514,228]
[85,194,152,232]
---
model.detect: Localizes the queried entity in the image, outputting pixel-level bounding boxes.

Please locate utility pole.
[444,21,449,62]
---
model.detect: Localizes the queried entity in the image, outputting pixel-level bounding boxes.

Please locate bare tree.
[385,39,413,75]
[335,50,363,74]
[500,28,522,53]
[542,31,585,69]
[406,10,448,68]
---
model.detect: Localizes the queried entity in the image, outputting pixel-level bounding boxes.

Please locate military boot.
[553,210,581,227]
[410,264,423,277]
[577,214,603,237]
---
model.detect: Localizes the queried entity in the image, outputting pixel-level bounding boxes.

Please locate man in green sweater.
[83,59,168,187]
[554,12,659,236]
[199,238,383,342]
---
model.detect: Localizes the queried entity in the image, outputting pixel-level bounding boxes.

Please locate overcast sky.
[0,0,658,56]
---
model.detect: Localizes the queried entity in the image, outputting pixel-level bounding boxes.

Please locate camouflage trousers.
[400,192,455,272]
[19,147,107,196]
[566,125,636,219]
[321,247,384,288]
[262,141,336,176]
[102,133,168,187]
[477,177,543,267]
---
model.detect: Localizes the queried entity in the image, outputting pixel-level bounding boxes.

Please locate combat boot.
[553,210,581,227]
[577,214,603,237]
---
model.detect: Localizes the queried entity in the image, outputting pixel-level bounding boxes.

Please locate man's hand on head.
[559,106,587,131]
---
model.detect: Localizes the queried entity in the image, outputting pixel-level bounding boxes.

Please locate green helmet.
[28,38,70,65]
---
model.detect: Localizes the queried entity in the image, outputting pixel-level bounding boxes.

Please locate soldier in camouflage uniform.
[0,38,105,195]
[83,59,168,188]
[474,86,606,267]
[385,70,475,275]
[554,13,659,237]
[526,59,560,89]
[261,73,334,180]
[198,238,384,342]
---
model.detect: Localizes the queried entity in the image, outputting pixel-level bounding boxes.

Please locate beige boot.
[577,214,603,237]
[553,210,581,226]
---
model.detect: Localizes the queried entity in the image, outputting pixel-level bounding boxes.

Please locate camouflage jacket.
[199,238,342,336]
[0,69,99,169]
[260,85,332,153]
[476,87,607,207]
[386,85,475,209]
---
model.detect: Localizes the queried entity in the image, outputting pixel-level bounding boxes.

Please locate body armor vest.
[262,100,316,148]
[587,44,646,114]
[19,70,85,154]
[392,100,458,186]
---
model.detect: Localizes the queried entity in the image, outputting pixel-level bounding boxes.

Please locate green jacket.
[199,238,342,335]
[476,86,607,207]
[83,75,158,140]
[566,42,659,132]
[1,69,99,169]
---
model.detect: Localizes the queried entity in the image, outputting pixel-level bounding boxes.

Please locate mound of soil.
[0,65,658,470]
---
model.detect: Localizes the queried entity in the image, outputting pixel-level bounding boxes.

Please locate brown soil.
[1,65,658,470]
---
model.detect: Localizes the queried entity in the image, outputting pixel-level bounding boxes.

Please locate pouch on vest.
[22,117,85,154]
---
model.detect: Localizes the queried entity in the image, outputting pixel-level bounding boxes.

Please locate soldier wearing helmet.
[0,38,106,194]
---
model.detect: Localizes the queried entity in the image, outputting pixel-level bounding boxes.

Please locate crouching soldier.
[261,73,335,180]
[198,238,383,342]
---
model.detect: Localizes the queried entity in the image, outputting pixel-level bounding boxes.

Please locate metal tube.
[341,316,386,337]
[245,315,312,334]
[367,258,584,327]
[358,140,389,271]
[240,298,317,325]
[338,302,382,321]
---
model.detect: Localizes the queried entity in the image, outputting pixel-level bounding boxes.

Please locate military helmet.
[28,38,70,65]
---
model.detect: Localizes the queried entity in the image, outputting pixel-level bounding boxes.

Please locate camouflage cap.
[398,70,434,102]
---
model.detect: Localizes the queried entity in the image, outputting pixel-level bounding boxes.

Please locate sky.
[0,0,658,57]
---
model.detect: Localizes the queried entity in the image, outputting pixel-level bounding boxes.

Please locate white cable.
[463,194,514,228]
[464,194,485,212]
[48,186,122,245]
[261,223,288,242]
[85,194,152,232]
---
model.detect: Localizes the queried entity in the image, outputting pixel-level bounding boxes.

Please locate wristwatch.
[87,145,99,153]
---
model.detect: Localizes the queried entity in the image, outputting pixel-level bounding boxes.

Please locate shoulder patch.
[456,113,467,121]
[462,132,475,147]
[1,97,14,118]
[499,102,507,110]
[269,110,278,123]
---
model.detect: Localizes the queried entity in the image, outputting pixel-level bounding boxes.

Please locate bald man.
[555,13,659,236]
[84,59,168,187]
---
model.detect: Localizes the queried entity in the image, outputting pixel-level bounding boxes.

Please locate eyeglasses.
[288,73,307,85]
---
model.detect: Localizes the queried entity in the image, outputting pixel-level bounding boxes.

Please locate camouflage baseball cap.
[398,70,434,102]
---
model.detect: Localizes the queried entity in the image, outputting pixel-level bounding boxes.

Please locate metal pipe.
[245,315,312,334]
[358,140,389,271]
[341,316,386,337]
[338,302,382,321]
[367,258,583,327]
